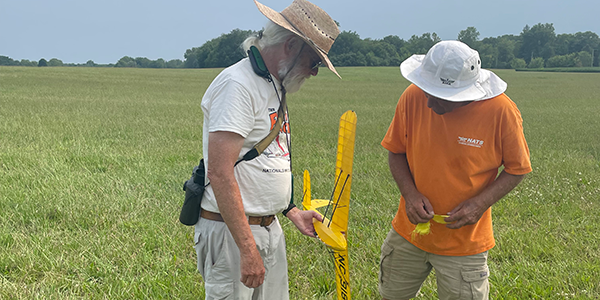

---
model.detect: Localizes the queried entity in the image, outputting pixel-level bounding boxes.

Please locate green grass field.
[1,66,599,299]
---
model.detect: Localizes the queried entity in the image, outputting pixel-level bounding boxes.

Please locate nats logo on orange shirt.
[457,136,484,148]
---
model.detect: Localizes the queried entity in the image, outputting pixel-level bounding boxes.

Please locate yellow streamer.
[411,214,450,240]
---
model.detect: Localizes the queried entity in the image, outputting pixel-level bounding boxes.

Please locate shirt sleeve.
[205,80,254,138]
[381,90,409,154]
[500,99,533,175]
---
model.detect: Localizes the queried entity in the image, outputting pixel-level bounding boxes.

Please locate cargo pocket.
[379,242,394,285]
[204,282,234,300]
[460,265,490,300]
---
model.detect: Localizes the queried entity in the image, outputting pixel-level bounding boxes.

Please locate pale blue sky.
[1,0,598,64]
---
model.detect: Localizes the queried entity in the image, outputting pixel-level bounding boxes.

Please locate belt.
[200,210,275,227]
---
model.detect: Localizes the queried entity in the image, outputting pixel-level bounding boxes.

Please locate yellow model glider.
[303,110,356,300]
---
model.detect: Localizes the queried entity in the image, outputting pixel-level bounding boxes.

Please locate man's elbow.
[206,165,235,186]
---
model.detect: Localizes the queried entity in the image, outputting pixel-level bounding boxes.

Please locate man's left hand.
[444,197,488,229]
[286,207,323,237]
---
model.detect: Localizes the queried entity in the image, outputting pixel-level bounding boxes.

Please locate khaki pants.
[195,217,289,300]
[379,229,489,300]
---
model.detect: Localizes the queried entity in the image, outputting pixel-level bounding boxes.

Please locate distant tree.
[115,56,137,67]
[576,51,593,67]
[406,33,441,54]
[370,40,400,66]
[510,58,527,69]
[382,35,405,51]
[330,31,409,66]
[86,60,96,67]
[570,31,600,53]
[0,55,20,66]
[478,42,499,68]
[134,57,151,68]
[184,29,254,68]
[149,58,166,68]
[185,39,218,68]
[520,23,556,62]
[458,26,480,49]
[364,51,381,66]
[48,58,63,66]
[38,58,48,66]
[332,31,366,54]
[496,36,518,68]
[546,53,580,67]
[382,35,411,61]
[554,33,573,56]
[20,59,37,66]
[332,52,367,66]
[166,59,183,68]
[329,31,366,65]
[527,57,544,68]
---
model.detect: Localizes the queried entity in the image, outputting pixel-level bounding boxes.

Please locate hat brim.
[254,0,341,79]
[400,54,507,102]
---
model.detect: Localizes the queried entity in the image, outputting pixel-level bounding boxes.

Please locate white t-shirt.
[200,58,292,216]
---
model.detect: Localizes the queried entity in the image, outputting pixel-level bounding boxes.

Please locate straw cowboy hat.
[400,40,507,102]
[254,0,341,78]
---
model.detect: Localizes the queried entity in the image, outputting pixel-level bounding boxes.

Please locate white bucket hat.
[400,40,507,102]
[254,0,341,78]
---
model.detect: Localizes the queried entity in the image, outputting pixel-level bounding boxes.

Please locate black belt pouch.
[179,159,206,226]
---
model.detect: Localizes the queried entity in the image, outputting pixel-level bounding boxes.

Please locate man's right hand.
[240,247,265,288]
[404,192,434,224]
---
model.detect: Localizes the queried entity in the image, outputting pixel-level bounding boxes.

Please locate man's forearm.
[474,170,526,209]
[445,170,527,228]
[210,172,256,251]
[207,131,256,253]
[388,152,418,198]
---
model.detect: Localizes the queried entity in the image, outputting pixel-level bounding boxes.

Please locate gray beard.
[278,58,307,94]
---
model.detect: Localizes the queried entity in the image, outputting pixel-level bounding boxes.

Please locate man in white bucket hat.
[379,41,532,300]
[191,1,340,299]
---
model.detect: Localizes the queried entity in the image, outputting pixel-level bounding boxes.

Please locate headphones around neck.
[248,46,271,80]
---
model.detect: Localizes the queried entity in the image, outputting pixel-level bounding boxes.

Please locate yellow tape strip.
[411,215,450,240]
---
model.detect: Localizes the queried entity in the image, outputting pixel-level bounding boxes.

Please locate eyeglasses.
[294,43,322,71]
[311,60,322,70]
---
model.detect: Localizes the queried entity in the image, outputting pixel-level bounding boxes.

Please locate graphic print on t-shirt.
[263,109,290,160]
[457,136,485,148]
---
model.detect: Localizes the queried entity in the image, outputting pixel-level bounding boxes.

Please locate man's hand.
[239,247,266,288]
[286,207,323,237]
[444,197,488,229]
[404,192,434,224]
[445,171,526,229]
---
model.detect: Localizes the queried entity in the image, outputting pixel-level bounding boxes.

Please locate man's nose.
[310,67,319,76]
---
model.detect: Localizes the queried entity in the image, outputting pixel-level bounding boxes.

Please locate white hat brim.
[400,54,507,102]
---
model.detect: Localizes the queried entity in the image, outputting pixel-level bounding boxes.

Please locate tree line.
[0,56,185,68]
[2,23,598,69]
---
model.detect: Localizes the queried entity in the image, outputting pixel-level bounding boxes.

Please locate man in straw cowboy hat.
[379,41,532,300]
[192,0,340,299]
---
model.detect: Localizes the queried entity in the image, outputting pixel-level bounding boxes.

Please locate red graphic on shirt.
[267,110,290,158]
[269,111,290,133]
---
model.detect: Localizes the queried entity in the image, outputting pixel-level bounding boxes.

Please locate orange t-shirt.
[381,84,532,256]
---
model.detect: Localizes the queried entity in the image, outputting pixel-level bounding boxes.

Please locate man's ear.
[284,36,301,55]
